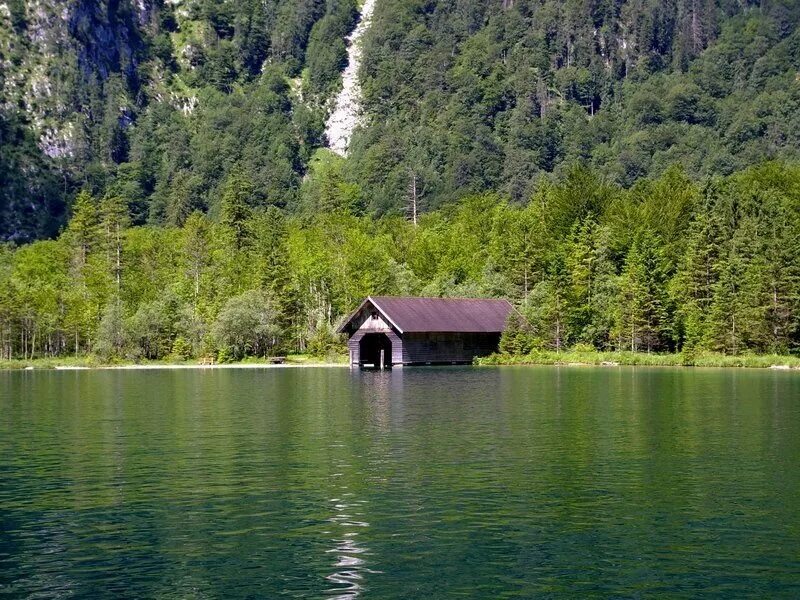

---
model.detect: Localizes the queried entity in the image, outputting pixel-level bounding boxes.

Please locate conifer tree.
[220,168,254,252]
[526,251,571,352]
[65,191,100,270]
[499,311,534,355]
[100,196,129,301]
[63,191,102,355]
[615,233,670,352]
[705,219,768,354]
[566,214,598,342]
[182,212,211,303]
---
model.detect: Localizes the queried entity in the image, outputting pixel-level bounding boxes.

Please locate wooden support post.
[380,349,384,371]
[349,349,354,369]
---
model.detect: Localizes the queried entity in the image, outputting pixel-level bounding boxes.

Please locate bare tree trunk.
[523,266,529,306]
[116,224,122,302]
[555,319,561,353]
[408,170,419,227]
[773,285,779,343]
[631,322,635,353]
[537,78,549,119]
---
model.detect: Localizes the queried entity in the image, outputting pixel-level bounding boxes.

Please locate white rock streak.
[324,0,377,156]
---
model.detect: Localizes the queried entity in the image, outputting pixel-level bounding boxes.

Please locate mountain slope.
[1,0,799,241]
[0,0,357,240]
[349,0,800,212]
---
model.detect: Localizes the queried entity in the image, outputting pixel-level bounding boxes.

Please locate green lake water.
[1,366,799,598]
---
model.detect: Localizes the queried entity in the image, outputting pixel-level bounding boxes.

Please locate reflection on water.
[324,445,375,599]
[325,493,371,598]
[1,367,799,598]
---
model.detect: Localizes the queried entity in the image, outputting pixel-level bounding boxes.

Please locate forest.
[2,162,799,362]
[1,0,799,361]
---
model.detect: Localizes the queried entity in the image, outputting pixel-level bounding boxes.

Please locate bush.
[170,336,193,361]
[211,289,279,360]
[570,342,596,353]
[127,295,182,360]
[216,346,234,364]
[499,311,535,355]
[94,302,128,360]
[306,323,346,357]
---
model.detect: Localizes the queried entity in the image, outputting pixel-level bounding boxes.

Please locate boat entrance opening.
[359,333,392,369]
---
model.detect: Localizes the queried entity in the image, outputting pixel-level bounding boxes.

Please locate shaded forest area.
[0,0,357,240]
[2,163,799,361]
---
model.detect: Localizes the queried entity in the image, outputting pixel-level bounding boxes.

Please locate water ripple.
[0,368,799,598]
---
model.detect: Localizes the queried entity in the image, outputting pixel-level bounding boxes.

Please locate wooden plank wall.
[401,332,501,364]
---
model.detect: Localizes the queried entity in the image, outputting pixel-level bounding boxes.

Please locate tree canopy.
[2,163,799,361]
[1,1,799,239]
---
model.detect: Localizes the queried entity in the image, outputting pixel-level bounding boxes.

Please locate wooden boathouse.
[338,296,513,368]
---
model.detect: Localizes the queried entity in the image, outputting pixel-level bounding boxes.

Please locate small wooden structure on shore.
[338,296,512,369]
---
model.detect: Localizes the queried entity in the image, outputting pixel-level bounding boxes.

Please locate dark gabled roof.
[339,296,513,334]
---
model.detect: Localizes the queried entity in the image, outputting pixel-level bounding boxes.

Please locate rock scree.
[324,0,377,156]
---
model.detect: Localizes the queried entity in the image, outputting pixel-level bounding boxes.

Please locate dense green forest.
[0,0,358,240]
[1,0,800,360]
[352,0,800,210]
[2,163,799,361]
[2,0,800,239]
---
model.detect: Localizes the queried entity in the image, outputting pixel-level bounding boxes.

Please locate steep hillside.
[1,0,800,241]
[0,0,356,240]
[1,1,800,363]
[349,0,800,212]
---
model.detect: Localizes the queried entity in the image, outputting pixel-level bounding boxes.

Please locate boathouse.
[337,296,513,368]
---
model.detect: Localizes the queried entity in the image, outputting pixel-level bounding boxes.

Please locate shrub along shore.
[477,351,800,369]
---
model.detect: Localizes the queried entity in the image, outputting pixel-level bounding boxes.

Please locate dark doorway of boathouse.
[359,333,392,369]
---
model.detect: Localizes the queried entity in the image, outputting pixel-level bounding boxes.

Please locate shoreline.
[4,360,800,372]
[55,363,349,371]
[476,351,800,371]
[0,357,348,372]
[3,352,800,372]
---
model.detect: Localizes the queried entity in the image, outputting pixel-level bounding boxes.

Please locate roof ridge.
[370,295,510,301]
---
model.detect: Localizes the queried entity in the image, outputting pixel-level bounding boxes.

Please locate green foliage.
[304,0,358,100]
[306,323,347,358]
[499,312,535,356]
[613,233,671,352]
[94,302,127,360]
[211,290,279,360]
[0,110,65,242]
[348,1,800,213]
[3,0,800,243]
[0,150,799,362]
[298,150,363,214]
[128,295,184,360]
[170,337,193,361]
[476,350,800,369]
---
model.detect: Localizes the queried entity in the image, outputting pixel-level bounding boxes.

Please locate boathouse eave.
[336,296,405,336]
[366,296,405,333]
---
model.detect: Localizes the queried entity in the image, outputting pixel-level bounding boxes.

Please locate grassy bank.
[0,354,349,371]
[476,350,800,369]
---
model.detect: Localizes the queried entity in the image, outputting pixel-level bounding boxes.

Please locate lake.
[1,366,799,598]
